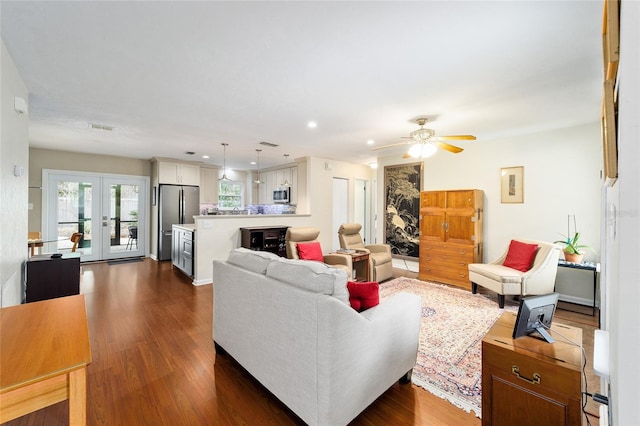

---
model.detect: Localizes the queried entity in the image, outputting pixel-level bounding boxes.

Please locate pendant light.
[281,154,291,187]
[253,149,263,184]
[219,143,231,181]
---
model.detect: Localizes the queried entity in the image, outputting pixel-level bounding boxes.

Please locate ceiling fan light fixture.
[408,142,438,159]
[410,127,435,142]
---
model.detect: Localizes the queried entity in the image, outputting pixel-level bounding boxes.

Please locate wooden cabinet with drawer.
[419,189,483,289]
[482,312,583,426]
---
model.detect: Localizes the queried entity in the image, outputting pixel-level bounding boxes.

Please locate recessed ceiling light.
[369,162,378,169]
[367,140,375,145]
[202,155,210,159]
[250,161,256,165]
[307,121,317,129]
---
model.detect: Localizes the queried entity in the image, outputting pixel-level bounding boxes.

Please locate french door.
[42,170,148,262]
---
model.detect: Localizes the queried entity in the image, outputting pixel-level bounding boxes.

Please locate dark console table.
[240,226,289,257]
[26,254,81,303]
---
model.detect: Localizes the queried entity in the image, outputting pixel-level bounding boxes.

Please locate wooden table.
[482,312,582,426]
[0,295,92,424]
[349,252,370,282]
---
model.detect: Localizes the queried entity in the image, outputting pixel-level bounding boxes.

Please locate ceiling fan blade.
[432,135,476,141]
[371,141,412,151]
[436,141,464,153]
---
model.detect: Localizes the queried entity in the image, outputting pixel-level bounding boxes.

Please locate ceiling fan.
[372,117,476,158]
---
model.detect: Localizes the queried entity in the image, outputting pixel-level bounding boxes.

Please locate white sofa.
[212,248,422,426]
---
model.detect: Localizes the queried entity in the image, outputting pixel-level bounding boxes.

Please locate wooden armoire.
[419,189,483,290]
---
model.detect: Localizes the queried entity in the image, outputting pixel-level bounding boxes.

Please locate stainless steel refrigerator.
[158,184,200,261]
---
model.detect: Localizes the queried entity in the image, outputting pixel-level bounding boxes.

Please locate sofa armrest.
[521,246,561,294]
[316,292,421,425]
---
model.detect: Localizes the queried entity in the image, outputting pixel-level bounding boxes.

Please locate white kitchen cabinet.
[200,167,219,204]
[289,166,298,204]
[259,171,274,204]
[158,161,200,186]
[256,166,298,205]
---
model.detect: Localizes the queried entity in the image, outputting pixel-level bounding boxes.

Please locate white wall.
[608,0,640,423]
[306,157,375,252]
[376,121,601,265]
[1,40,29,307]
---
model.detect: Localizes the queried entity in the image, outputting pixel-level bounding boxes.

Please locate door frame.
[42,169,149,261]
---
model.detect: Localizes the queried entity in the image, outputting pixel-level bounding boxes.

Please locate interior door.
[354,179,369,243]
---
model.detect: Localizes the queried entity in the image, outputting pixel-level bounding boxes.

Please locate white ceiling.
[1,1,603,171]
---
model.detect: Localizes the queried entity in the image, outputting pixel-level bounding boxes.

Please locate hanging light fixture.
[408,142,438,158]
[253,149,263,184]
[219,143,231,181]
[281,154,291,187]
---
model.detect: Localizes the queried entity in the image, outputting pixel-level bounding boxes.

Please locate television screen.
[512,293,560,343]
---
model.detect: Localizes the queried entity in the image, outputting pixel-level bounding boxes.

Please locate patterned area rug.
[379,277,518,418]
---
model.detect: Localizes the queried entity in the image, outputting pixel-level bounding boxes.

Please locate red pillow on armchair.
[503,240,539,272]
[296,242,324,262]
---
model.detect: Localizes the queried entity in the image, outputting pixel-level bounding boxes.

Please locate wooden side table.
[0,295,92,425]
[349,252,370,282]
[482,312,583,426]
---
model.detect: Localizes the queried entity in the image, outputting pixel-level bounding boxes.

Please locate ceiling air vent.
[89,123,114,131]
[259,141,279,148]
[185,151,195,155]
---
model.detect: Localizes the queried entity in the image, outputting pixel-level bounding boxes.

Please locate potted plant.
[554,232,589,263]
[554,215,591,263]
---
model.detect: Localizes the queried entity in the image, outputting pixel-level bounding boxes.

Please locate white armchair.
[338,223,393,283]
[468,239,561,308]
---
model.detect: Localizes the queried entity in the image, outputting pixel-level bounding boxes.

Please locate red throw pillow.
[347,281,380,312]
[296,242,324,262]
[503,240,539,272]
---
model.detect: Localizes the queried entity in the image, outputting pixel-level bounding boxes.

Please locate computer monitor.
[512,293,560,343]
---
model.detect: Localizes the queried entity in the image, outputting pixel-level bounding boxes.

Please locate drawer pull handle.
[512,366,541,385]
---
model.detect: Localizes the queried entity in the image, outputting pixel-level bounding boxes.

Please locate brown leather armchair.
[285,227,353,279]
[338,223,393,283]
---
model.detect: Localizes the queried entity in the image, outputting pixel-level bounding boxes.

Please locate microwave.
[273,188,290,204]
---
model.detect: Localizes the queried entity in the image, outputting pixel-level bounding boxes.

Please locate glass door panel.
[103,177,145,259]
[45,174,101,262]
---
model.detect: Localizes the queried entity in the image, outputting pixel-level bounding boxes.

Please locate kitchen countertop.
[173,223,196,231]
[194,214,309,219]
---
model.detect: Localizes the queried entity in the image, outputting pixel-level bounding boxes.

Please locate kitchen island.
[191,214,314,285]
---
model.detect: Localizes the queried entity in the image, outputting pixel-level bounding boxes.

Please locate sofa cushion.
[227,247,280,275]
[266,257,349,305]
[503,240,539,272]
[296,242,324,262]
[347,281,379,312]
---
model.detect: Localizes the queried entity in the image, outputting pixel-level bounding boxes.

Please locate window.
[218,181,243,209]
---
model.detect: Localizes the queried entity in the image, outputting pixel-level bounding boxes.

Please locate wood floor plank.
[3,260,599,426]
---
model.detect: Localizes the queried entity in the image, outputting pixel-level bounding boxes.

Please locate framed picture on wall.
[384,162,422,258]
[501,166,524,204]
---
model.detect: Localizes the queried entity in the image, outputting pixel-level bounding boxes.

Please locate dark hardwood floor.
[4,260,599,426]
